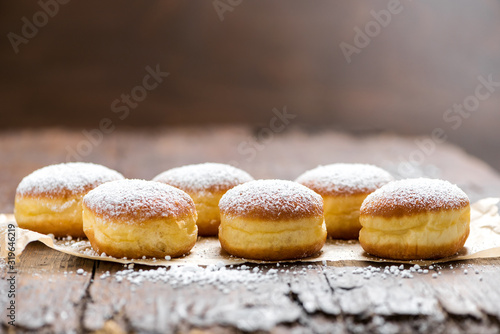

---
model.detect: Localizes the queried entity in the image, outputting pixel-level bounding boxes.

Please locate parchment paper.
[1,198,499,266]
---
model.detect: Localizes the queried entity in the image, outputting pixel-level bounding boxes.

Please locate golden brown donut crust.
[322,193,368,239]
[218,215,327,261]
[361,178,469,218]
[359,178,471,260]
[296,164,393,239]
[218,180,327,261]
[219,180,323,221]
[15,162,124,198]
[153,163,254,194]
[83,180,197,222]
[360,224,470,260]
[153,163,254,236]
[296,163,394,196]
[219,231,326,261]
[82,179,198,259]
[14,194,87,238]
[188,190,225,236]
[14,162,124,237]
[83,207,197,259]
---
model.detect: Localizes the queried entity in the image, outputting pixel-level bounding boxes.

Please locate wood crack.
[78,261,97,334]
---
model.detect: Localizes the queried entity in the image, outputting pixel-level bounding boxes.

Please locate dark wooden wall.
[1,0,499,170]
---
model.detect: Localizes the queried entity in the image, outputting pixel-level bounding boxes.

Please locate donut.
[153,163,253,236]
[218,179,327,261]
[296,163,393,239]
[14,162,124,237]
[82,179,198,259]
[359,178,470,260]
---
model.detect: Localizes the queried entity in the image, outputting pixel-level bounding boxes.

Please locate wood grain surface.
[1,127,500,333]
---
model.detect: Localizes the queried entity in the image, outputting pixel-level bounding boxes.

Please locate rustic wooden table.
[2,127,500,334]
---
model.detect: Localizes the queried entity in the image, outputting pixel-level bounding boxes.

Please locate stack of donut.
[14,161,471,261]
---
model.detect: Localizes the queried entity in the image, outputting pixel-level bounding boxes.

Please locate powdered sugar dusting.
[295,163,393,196]
[83,179,196,221]
[361,178,469,217]
[219,179,323,220]
[153,163,253,193]
[109,264,280,288]
[16,162,124,197]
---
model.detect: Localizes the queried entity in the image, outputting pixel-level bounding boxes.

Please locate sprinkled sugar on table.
[1,127,500,334]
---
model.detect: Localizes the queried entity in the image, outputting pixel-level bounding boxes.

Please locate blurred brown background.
[1,0,499,171]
